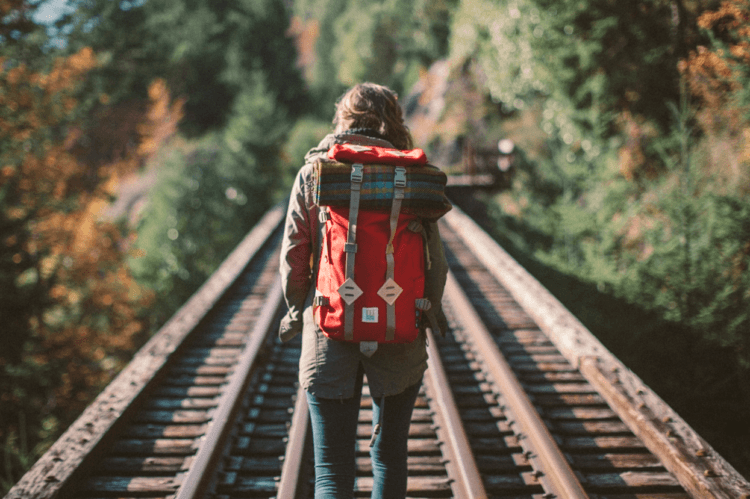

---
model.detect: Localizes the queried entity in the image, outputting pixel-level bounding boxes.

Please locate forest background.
[2,0,750,491]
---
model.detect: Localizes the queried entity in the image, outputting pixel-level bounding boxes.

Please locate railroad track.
[7,201,750,499]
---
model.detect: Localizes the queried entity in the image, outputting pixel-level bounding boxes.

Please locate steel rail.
[275,384,311,499]
[443,206,750,499]
[424,327,488,499]
[443,271,590,499]
[6,204,286,499]
[174,279,284,499]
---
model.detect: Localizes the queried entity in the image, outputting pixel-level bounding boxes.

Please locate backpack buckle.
[318,209,331,223]
[351,163,363,183]
[415,298,431,311]
[394,167,406,188]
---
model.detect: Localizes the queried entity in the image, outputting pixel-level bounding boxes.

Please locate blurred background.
[2,0,749,491]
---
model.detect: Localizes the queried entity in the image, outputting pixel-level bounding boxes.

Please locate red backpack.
[312,144,450,356]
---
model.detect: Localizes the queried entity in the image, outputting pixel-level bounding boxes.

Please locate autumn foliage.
[681,0,750,113]
[0,41,181,485]
[679,0,750,188]
[2,0,749,488]
[2,0,306,488]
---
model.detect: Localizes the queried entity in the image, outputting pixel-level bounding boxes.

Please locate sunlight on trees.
[4,0,750,490]
[0,44,157,489]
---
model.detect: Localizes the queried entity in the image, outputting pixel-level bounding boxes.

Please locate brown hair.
[333,82,413,150]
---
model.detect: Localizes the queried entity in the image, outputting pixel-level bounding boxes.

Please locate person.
[278,82,449,499]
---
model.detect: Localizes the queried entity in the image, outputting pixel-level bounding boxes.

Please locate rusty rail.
[424,327,488,499]
[275,384,311,499]
[5,204,286,499]
[174,279,283,499]
[442,204,750,499]
[8,199,750,499]
[443,271,590,499]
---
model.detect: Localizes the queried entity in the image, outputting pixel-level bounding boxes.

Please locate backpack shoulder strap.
[378,166,407,341]
[338,163,364,340]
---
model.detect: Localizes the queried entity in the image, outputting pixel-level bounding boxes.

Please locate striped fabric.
[314,162,452,220]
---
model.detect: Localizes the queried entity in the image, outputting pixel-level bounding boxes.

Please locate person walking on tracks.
[279,82,450,498]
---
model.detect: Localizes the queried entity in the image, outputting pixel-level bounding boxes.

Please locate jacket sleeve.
[423,221,449,336]
[278,167,313,341]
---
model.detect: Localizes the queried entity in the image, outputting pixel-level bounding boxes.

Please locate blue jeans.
[305,366,422,499]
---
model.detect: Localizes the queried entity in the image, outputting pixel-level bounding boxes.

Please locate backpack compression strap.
[338,163,364,341]
[377,167,407,341]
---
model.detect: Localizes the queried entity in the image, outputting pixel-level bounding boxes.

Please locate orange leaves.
[702,0,750,69]
[697,0,750,32]
[137,78,185,158]
[1,4,186,445]
[5,63,27,86]
[1,41,156,420]
[3,46,108,259]
[43,46,96,96]
[679,0,750,121]
[679,46,738,111]
[68,47,96,72]
[1,49,96,206]
[730,42,750,63]
[287,16,320,77]
[35,209,151,406]
[678,0,750,190]
[1,48,96,144]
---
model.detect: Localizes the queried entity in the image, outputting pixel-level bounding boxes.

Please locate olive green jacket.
[278,132,449,399]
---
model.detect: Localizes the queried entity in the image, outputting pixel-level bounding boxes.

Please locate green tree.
[436,0,750,475]
[49,0,310,329]
[292,0,457,112]
[447,0,750,413]
[59,0,308,136]
[129,134,275,329]
[1,5,155,489]
[129,73,285,329]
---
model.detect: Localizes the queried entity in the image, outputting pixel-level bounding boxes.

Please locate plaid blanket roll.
[314,162,452,220]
